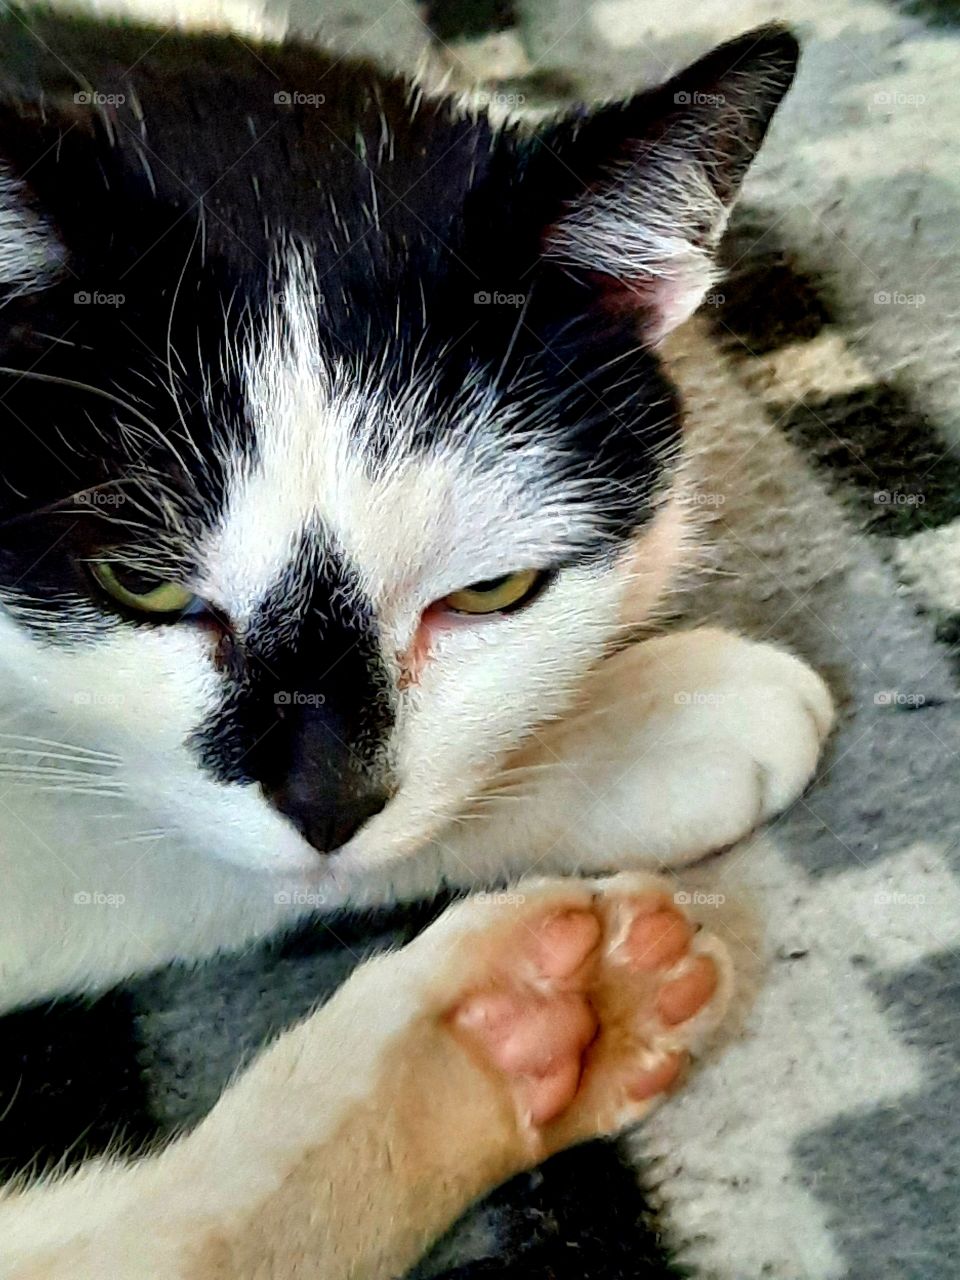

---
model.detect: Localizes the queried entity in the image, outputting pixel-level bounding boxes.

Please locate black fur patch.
[0,991,154,1182]
[419,1142,683,1279]
[192,539,395,847]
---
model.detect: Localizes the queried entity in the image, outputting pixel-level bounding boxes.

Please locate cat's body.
[0,10,833,1276]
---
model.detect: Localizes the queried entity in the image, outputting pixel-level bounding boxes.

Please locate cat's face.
[0,16,797,873]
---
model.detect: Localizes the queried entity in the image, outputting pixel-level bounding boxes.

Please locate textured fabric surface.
[3,1,959,1277]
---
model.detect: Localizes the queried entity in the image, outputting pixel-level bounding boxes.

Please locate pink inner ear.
[590,273,660,315]
[589,271,710,345]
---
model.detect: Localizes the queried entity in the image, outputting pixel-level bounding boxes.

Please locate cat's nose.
[266,783,389,855]
[304,793,389,854]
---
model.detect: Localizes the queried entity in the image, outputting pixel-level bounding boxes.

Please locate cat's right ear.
[521,25,799,345]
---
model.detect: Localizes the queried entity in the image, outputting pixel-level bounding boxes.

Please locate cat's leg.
[463,628,834,872]
[0,873,728,1280]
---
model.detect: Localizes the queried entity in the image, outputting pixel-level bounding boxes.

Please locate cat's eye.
[442,570,545,615]
[90,562,202,619]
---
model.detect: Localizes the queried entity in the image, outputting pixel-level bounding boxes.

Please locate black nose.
[267,784,389,855]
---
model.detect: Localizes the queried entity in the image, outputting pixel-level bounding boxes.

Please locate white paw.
[605,630,834,863]
[491,629,835,871]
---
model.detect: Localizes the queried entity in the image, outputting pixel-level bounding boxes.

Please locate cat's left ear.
[533,26,799,343]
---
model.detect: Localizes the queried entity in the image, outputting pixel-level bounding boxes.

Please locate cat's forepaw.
[522,629,835,869]
[441,874,730,1153]
[657,632,835,853]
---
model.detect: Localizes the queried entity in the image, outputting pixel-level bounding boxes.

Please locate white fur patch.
[0,170,63,297]
[209,252,613,630]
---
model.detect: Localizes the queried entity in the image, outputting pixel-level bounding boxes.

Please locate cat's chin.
[329,801,452,874]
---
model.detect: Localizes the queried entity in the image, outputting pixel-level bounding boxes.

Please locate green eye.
[443,569,545,615]
[90,562,201,618]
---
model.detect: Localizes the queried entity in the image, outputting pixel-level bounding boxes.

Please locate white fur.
[545,150,728,342]
[0,171,63,297]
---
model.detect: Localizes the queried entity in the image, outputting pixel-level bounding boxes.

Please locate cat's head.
[0,15,797,874]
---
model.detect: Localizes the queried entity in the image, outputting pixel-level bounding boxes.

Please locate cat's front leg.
[467,628,834,872]
[0,874,728,1280]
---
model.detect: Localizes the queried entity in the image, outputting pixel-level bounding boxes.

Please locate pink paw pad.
[448,887,726,1135]
[528,908,602,981]
[622,907,693,971]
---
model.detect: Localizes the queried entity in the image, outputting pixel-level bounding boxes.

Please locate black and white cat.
[0,9,833,1276]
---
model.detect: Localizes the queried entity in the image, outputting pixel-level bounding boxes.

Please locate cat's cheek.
[615,491,691,629]
[396,605,486,690]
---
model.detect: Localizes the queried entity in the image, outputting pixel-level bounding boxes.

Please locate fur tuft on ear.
[538,26,799,343]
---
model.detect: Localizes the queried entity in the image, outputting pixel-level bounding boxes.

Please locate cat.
[0,9,834,1276]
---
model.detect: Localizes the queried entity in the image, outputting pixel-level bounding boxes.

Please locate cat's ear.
[533,26,799,343]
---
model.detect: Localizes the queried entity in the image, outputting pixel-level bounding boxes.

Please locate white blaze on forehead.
[203,252,606,625]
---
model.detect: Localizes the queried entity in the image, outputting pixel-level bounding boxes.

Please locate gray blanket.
[21,2,960,1277]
